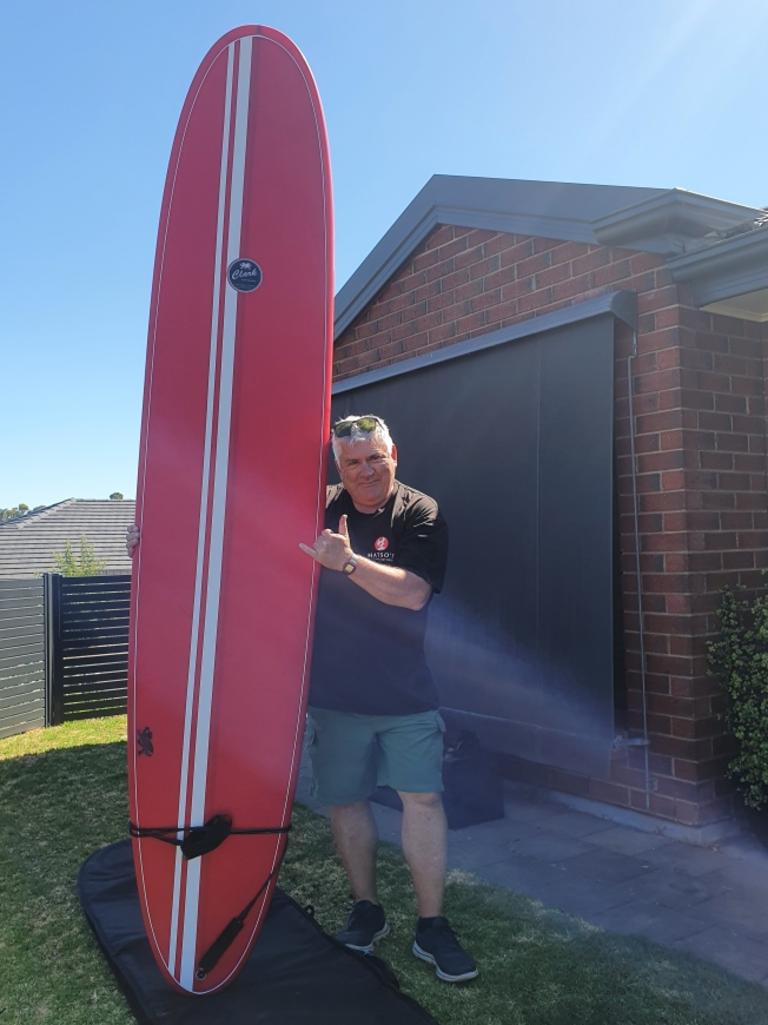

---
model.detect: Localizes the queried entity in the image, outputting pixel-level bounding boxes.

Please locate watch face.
[343,559,356,575]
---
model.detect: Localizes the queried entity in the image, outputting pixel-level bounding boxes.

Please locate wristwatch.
[342,554,358,576]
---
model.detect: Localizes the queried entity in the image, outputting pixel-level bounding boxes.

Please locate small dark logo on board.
[227,258,262,292]
[137,726,154,757]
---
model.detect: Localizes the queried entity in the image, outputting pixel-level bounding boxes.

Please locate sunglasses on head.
[331,416,383,438]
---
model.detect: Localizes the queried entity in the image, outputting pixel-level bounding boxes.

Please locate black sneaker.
[336,900,390,953]
[412,917,478,982]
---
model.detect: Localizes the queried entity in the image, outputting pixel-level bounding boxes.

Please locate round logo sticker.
[373,536,389,552]
[227,258,262,292]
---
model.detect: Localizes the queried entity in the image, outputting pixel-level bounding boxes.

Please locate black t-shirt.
[309,480,448,715]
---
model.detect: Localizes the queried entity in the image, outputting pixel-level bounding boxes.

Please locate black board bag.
[79,842,440,1025]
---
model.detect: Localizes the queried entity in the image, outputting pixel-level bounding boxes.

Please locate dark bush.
[709,585,768,810]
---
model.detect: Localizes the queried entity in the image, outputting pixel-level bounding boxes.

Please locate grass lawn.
[2,717,768,1025]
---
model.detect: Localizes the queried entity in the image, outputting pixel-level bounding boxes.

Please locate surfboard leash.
[128,813,291,860]
[194,845,289,981]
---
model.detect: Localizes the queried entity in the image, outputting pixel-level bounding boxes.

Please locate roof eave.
[668,229,768,306]
[592,190,762,251]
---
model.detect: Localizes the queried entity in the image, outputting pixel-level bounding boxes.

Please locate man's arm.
[299,515,431,611]
[345,554,432,610]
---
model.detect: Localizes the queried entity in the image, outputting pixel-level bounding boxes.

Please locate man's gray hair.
[331,414,394,463]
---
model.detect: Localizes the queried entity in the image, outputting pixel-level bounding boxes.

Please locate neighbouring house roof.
[0,499,136,578]
[335,175,765,337]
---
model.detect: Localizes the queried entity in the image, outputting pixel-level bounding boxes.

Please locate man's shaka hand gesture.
[299,515,354,572]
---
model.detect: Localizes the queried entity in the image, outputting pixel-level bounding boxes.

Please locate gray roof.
[335,175,764,337]
[0,499,135,578]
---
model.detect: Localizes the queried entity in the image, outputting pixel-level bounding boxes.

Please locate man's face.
[336,435,397,513]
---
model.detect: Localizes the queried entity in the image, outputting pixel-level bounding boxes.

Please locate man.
[298,414,477,983]
[127,414,476,982]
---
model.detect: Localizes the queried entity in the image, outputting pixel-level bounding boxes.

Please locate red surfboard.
[127,26,332,994]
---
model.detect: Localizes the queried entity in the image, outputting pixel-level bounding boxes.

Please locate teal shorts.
[307,707,445,806]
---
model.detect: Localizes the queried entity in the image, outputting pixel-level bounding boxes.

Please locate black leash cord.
[195,864,280,979]
[196,835,290,980]
[129,814,291,859]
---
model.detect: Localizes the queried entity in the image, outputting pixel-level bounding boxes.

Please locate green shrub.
[53,537,106,577]
[708,584,768,809]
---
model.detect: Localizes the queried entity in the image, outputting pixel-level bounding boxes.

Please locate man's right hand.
[126,524,140,558]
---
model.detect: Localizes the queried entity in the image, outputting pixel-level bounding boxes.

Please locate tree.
[1,504,28,522]
[0,503,44,523]
[53,538,106,577]
[109,492,124,501]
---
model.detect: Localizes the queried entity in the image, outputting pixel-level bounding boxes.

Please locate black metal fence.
[46,574,130,724]
[0,573,130,738]
[0,578,46,738]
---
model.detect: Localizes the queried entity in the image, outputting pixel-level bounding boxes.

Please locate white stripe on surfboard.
[166,41,236,978]
[179,34,253,992]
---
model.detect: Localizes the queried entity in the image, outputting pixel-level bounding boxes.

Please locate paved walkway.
[296,760,768,986]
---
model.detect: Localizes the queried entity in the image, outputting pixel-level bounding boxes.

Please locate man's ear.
[391,443,398,463]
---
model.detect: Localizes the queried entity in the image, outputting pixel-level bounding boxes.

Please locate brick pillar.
[620,294,768,825]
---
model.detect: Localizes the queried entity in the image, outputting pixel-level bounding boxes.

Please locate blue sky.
[3,0,767,508]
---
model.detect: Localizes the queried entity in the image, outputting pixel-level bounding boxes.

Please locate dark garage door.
[333,305,619,775]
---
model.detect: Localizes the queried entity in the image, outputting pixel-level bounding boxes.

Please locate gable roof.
[0,499,136,578]
[335,175,763,337]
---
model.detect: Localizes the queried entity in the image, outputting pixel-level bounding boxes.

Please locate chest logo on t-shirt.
[373,536,389,552]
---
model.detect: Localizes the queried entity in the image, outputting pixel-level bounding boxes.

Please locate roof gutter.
[667,229,768,306]
[592,190,761,253]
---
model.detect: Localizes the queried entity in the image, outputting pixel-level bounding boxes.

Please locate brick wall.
[334,226,768,827]
[615,307,768,825]
[334,227,660,380]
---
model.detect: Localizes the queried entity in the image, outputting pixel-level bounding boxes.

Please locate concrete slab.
[587,902,713,945]
[647,840,734,878]
[505,828,596,863]
[593,865,730,912]
[446,826,594,868]
[553,847,657,884]
[672,925,768,984]
[717,856,768,894]
[500,798,566,826]
[477,856,638,918]
[540,809,615,838]
[441,811,542,841]
[446,838,514,871]
[683,885,768,940]
[721,832,768,864]
[586,826,674,856]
